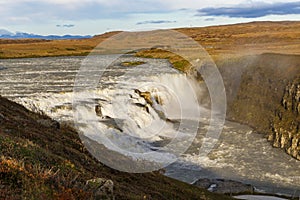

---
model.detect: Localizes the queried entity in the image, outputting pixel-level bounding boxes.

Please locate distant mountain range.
[0,29,92,40]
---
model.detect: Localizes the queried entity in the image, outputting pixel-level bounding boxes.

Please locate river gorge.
[0,55,300,197]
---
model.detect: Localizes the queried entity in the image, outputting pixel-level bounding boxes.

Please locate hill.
[0,21,299,59]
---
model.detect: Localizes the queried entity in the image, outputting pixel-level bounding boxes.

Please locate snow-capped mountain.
[0,29,14,36]
[0,29,92,40]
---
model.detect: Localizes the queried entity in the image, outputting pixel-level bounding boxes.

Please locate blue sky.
[0,0,300,35]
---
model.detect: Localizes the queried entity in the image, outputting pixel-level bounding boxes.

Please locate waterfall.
[2,56,300,194]
[73,73,205,163]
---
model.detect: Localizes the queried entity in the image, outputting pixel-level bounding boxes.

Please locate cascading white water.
[72,71,204,170]
[1,56,300,196]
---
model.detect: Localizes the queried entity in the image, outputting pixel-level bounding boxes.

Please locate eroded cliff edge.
[221,53,300,160]
[268,76,300,159]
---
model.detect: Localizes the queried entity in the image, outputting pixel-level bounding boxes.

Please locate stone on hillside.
[85,178,114,200]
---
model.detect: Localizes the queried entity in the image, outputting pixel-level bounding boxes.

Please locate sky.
[0,0,300,35]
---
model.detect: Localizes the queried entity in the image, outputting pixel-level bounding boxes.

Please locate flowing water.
[0,56,299,196]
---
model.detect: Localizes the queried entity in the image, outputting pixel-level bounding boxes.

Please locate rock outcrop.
[85,178,114,200]
[222,54,300,160]
[268,77,300,160]
[225,53,300,134]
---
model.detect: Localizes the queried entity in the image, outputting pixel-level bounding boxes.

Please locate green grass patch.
[65,48,77,51]
[172,60,190,72]
[121,61,145,67]
[135,48,191,73]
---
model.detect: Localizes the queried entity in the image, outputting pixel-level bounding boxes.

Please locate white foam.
[234,195,288,200]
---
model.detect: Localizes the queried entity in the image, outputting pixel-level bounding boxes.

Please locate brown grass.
[0,21,299,60]
[0,31,120,59]
[175,21,300,58]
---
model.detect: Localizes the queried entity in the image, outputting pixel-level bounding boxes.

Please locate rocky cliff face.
[222,53,300,160]
[224,53,300,133]
[268,77,300,159]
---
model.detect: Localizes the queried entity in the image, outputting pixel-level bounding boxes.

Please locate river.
[0,56,299,197]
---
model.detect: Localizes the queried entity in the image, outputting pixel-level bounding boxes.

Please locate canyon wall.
[268,77,300,159]
[221,53,300,159]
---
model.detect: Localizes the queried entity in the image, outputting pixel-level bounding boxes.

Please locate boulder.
[0,66,7,70]
[85,178,114,200]
[36,119,60,129]
[134,89,153,105]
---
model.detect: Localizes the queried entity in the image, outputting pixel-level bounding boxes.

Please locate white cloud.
[8,17,32,24]
[196,1,300,18]
[2,0,300,18]
[0,0,299,35]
